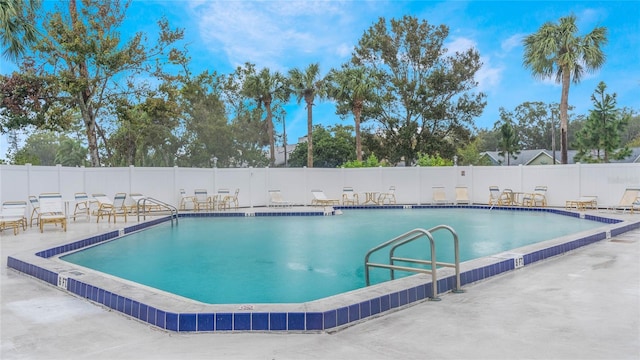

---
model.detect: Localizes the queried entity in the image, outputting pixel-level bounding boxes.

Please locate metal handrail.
[364,225,462,300]
[136,197,178,225]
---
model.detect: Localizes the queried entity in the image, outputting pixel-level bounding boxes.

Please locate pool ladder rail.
[364,225,463,301]
[135,197,179,225]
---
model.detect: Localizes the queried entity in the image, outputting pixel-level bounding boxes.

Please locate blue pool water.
[61,209,603,304]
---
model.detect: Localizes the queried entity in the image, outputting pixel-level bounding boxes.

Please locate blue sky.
[2,0,639,160]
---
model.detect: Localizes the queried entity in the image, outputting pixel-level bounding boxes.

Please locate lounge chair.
[194,189,212,211]
[38,193,67,233]
[219,189,239,210]
[607,188,640,214]
[455,186,470,205]
[565,196,598,211]
[311,190,340,207]
[522,186,548,207]
[179,189,197,211]
[0,201,28,235]
[129,193,161,213]
[213,189,230,210]
[432,186,449,204]
[268,190,292,207]
[28,195,40,227]
[93,193,128,223]
[342,187,359,205]
[488,186,501,206]
[72,192,92,221]
[378,186,396,205]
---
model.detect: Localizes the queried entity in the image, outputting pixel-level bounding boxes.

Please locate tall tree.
[495,109,521,166]
[351,16,486,165]
[327,65,380,161]
[574,82,631,163]
[178,71,234,168]
[288,63,327,168]
[22,0,185,166]
[221,65,270,168]
[0,0,40,60]
[242,66,290,166]
[523,14,607,164]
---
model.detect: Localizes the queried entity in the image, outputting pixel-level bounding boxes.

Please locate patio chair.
[38,193,67,233]
[565,196,598,211]
[342,187,359,205]
[499,189,514,206]
[378,186,397,205]
[28,195,40,227]
[455,186,470,205]
[72,192,92,221]
[268,190,292,207]
[607,188,640,214]
[219,189,239,210]
[432,186,449,204]
[213,189,230,210]
[194,188,212,211]
[488,186,501,206]
[522,186,548,207]
[179,189,197,211]
[0,201,28,235]
[311,190,340,207]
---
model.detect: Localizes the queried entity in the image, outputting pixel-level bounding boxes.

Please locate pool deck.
[1,207,639,360]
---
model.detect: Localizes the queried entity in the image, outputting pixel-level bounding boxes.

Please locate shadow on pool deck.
[1,208,639,359]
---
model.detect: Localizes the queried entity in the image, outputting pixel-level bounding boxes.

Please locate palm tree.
[327,66,379,162]
[0,0,40,60]
[289,63,326,168]
[242,68,290,166]
[523,14,607,164]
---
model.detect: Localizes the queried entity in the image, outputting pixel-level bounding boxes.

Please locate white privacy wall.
[1,163,638,208]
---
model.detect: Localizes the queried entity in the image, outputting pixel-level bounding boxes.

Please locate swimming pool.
[60,208,605,304]
[7,205,636,332]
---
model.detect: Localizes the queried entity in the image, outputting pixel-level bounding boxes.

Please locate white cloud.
[191,1,356,71]
[446,37,503,93]
[476,58,503,92]
[446,37,477,56]
[501,33,525,53]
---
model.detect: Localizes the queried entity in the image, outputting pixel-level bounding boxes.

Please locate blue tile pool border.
[6,206,638,333]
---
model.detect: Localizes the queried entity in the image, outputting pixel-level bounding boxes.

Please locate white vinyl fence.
[1,163,638,210]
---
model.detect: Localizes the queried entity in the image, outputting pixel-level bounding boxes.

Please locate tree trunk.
[559,67,570,164]
[70,0,100,167]
[354,101,363,162]
[305,96,314,168]
[265,99,275,167]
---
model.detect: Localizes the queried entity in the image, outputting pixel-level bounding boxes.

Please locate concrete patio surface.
[1,209,639,360]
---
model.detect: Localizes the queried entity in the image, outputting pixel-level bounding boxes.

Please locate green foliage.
[0,0,40,60]
[342,154,385,168]
[9,130,87,166]
[54,138,88,166]
[495,109,521,165]
[457,139,493,166]
[415,153,453,167]
[0,60,69,133]
[574,82,632,163]
[288,125,355,168]
[351,15,486,166]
